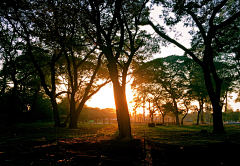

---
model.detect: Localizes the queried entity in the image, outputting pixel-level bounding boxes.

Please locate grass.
[1,122,240,147]
[1,122,240,165]
[0,122,119,146]
[132,124,240,146]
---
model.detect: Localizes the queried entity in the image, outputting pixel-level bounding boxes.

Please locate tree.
[0,18,43,124]
[64,50,110,128]
[186,59,209,125]
[147,0,240,133]
[81,0,154,138]
[132,55,189,125]
[0,0,111,127]
[154,93,169,124]
[29,0,111,128]
[0,1,67,126]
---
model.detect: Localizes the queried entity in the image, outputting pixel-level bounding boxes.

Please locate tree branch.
[80,52,104,105]
[85,79,111,102]
[76,45,97,69]
[55,91,71,98]
[209,0,228,27]
[186,9,207,42]
[148,20,203,67]
[216,11,240,31]
[115,6,125,61]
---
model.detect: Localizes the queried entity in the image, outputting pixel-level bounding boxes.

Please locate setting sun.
[85,83,134,110]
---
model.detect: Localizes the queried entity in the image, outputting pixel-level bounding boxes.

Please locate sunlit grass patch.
[131,124,240,146]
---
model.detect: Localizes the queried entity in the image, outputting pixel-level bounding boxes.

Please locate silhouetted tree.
[147,0,240,133]
[81,0,155,138]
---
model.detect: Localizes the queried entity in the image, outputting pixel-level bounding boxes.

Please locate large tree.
[31,0,111,128]
[81,0,154,138]
[0,1,67,126]
[147,0,240,133]
[0,0,112,127]
[0,18,44,124]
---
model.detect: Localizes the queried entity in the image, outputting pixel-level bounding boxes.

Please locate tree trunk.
[197,110,200,125]
[162,114,165,124]
[149,100,153,123]
[200,98,205,124]
[181,111,188,125]
[202,63,225,134]
[225,90,228,113]
[173,99,179,125]
[72,100,86,128]
[51,98,61,127]
[69,95,78,129]
[212,104,225,134]
[50,62,61,127]
[197,99,204,125]
[106,53,132,138]
[113,84,132,138]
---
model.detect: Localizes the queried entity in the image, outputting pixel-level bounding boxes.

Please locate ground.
[1,122,240,166]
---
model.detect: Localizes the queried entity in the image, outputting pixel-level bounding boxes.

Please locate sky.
[85,5,240,112]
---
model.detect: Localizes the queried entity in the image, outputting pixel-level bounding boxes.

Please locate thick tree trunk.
[212,104,225,134]
[105,52,132,138]
[113,84,132,138]
[202,64,225,134]
[70,100,86,129]
[51,98,61,127]
[69,96,78,129]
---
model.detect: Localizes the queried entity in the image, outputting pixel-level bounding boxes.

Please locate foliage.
[132,55,191,124]
[222,110,240,122]
[57,97,69,117]
[31,94,53,120]
[79,107,116,121]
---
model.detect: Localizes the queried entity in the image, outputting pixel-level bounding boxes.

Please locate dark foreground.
[1,123,240,166]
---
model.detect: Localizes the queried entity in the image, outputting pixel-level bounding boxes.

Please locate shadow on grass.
[1,123,240,165]
[0,123,145,166]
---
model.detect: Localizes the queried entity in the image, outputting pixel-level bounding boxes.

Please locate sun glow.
[85,83,134,110]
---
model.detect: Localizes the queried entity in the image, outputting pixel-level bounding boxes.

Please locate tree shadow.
[0,130,145,166]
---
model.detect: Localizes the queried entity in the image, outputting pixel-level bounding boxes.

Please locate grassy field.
[132,124,240,146]
[1,122,240,146]
[1,123,240,165]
